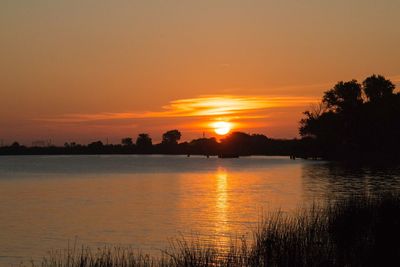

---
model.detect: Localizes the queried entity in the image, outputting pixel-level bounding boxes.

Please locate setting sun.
[213,121,232,135]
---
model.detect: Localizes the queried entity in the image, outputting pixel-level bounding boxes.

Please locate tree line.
[0,130,298,156]
[299,74,400,160]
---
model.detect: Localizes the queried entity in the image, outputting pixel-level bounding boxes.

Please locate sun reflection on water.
[215,167,230,247]
[216,167,228,221]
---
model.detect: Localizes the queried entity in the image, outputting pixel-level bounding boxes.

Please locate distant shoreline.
[0,136,301,157]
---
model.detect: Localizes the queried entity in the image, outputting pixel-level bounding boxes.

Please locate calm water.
[1,155,400,266]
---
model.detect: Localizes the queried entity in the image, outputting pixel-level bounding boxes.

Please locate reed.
[35,193,400,267]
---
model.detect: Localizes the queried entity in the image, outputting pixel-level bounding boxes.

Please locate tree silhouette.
[219,132,270,156]
[161,130,181,145]
[121,137,133,146]
[300,74,400,160]
[88,141,103,149]
[363,74,395,102]
[0,131,301,156]
[11,142,20,148]
[188,137,218,155]
[323,80,363,112]
[136,133,152,151]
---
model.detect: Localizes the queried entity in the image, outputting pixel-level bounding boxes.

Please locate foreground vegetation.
[33,193,400,267]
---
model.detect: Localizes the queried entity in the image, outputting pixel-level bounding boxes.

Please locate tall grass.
[35,193,400,267]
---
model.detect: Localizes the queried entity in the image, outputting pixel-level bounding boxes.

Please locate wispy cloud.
[37,95,318,123]
[389,74,400,85]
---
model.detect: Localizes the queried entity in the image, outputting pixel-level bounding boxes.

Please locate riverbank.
[34,193,400,267]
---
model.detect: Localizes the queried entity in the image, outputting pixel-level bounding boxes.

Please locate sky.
[1,0,400,145]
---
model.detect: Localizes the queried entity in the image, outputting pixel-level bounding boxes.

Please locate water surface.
[0,155,399,265]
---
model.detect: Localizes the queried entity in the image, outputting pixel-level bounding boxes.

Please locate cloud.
[37,95,318,123]
[389,74,400,86]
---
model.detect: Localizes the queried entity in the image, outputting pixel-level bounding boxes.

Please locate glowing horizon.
[1,1,399,144]
[26,95,319,143]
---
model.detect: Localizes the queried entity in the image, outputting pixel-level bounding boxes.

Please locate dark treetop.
[299,74,400,161]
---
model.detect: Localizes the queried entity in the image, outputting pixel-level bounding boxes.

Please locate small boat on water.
[218,153,239,158]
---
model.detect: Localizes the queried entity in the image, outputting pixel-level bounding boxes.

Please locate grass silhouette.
[35,193,400,267]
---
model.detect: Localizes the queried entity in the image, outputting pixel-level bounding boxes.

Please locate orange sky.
[1,1,400,145]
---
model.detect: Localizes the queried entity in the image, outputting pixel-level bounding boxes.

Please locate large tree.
[136,133,152,150]
[322,80,363,112]
[363,74,395,102]
[299,74,399,159]
[161,130,181,145]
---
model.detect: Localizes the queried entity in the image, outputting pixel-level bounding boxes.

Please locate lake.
[1,155,400,266]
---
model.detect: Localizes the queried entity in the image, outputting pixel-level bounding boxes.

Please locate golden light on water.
[216,168,228,215]
[215,167,229,246]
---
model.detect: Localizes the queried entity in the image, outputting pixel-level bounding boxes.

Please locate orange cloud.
[37,95,318,123]
[389,74,400,86]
